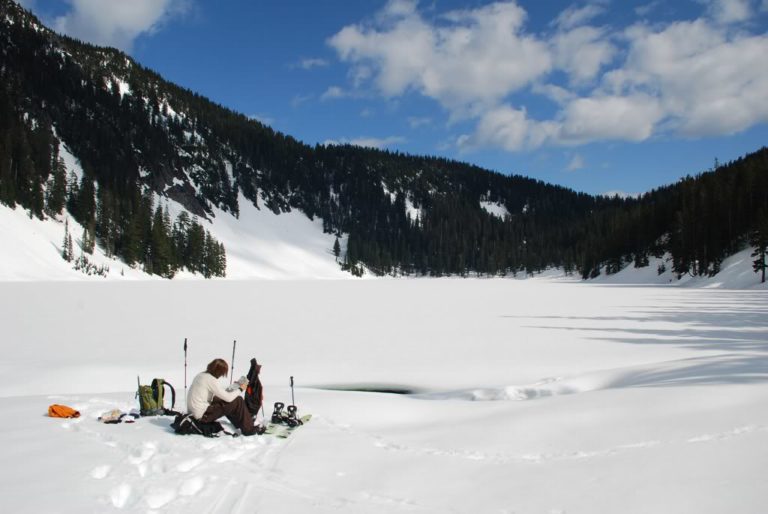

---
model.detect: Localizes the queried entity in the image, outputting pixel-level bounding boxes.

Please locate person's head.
[206,358,229,379]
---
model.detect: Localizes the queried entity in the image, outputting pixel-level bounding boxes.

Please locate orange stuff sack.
[48,404,80,418]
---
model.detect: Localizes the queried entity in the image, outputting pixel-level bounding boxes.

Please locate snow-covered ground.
[1,280,767,513]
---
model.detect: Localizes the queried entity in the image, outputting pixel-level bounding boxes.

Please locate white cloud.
[531,83,577,105]
[324,136,406,149]
[249,114,274,126]
[329,0,551,117]
[566,153,585,171]
[607,20,768,136]
[291,94,314,108]
[321,86,347,101]
[559,94,664,143]
[458,105,557,152]
[634,1,661,17]
[552,4,605,30]
[706,0,751,24]
[460,94,663,151]
[53,0,189,51]
[331,1,768,153]
[349,136,405,149]
[296,58,329,70]
[552,26,616,84]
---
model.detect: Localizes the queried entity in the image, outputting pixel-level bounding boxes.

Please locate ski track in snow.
[320,415,768,465]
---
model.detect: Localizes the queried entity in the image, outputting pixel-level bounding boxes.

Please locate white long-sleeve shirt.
[187,372,241,419]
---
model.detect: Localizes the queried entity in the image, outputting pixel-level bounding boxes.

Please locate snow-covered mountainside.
[0,194,348,280]
[4,194,768,286]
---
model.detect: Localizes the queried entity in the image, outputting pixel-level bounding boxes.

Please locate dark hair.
[206,358,229,379]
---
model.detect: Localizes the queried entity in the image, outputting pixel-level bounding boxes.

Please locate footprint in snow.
[90,465,111,479]
[144,487,176,509]
[110,483,131,509]
[129,441,157,465]
[179,476,205,497]
[176,457,203,472]
[214,450,245,463]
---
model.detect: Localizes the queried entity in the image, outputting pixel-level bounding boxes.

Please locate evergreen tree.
[62,218,73,262]
[46,156,67,216]
[65,171,79,218]
[750,209,768,283]
[76,174,96,225]
[81,219,96,254]
[95,187,116,256]
[333,237,341,262]
[150,204,173,277]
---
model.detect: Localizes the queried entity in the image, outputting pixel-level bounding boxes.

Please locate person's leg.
[202,397,254,433]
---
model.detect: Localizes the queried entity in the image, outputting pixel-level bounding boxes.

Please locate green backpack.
[136,377,176,416]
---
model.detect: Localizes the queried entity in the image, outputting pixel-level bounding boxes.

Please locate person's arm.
[210,376,243,403]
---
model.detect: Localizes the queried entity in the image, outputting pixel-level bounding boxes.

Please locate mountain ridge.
[1,0,767,281]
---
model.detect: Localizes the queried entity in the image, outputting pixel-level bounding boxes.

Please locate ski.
[263,414,312,439]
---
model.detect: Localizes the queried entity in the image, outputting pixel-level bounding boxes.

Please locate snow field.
[1,280,767,512]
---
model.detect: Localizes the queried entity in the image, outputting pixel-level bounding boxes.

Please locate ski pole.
[290,376,295,406]
[183,338,188,406]
[230,339,237,385]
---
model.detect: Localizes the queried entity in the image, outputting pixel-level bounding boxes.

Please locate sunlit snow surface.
[1,280,767,513]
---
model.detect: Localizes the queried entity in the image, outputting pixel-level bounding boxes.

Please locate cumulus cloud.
[559,94,664,143]
[330,1,768,153]
[607,20,768,136]
[53,0,189,51]
[457,105,557,152]
[329,1,552,117]
[705,0,751,24]
[552,26,616,84]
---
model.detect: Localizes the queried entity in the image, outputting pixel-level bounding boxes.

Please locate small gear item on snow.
[47,404,80,418]
[98,409,123,423]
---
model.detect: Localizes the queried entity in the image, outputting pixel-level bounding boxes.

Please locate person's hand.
[239,381,247,391]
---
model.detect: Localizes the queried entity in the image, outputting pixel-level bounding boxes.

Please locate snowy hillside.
[4,192,767,288]
[1,280,767,513]
[0,200,349,280]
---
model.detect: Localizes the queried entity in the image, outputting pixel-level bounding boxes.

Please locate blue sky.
[19,0,768,196]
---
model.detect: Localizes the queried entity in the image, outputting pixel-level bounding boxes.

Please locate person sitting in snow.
[187,358,264,436]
